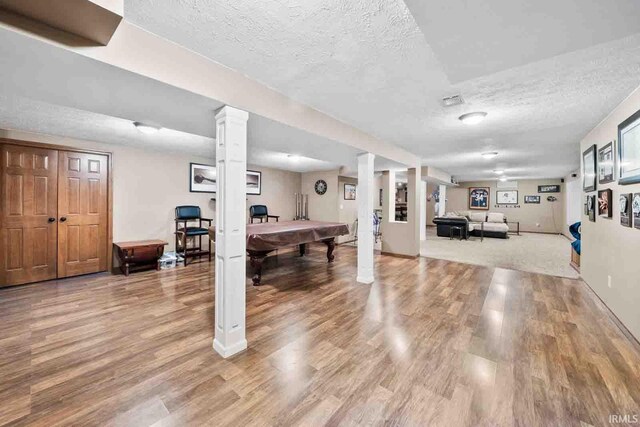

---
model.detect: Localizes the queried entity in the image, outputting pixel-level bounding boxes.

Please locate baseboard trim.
[356,276,374,284]
[380,251,418,259]
[213,338,247,358]
[580,279,640,354]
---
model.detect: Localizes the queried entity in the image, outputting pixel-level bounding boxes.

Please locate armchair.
[249,205,280,224]
[174,205,212,266]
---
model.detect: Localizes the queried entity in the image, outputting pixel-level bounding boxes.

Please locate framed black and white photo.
[620,193,632,227]
[618,109,640,185]
[598,141,615,184]
[190,162,217,193]
[582,144,597,191]
[246,170,262,195]
[344,183,356,200]
[633,193,640,230]
[538,184,561,193]
[524,195,540,204]
[469,187,489,210]
[597,189,612,218]
[496,190,518,205]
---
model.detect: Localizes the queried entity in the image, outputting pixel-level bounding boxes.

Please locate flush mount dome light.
[482,151,498,159]
[459,112,487,125]
[493,169,504,175]
[499,176,508,182]
[133,122,160,134]
[288,154,300,162]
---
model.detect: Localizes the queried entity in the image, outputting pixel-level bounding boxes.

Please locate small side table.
[449,226,463,240]
[114,240,168,276]
[506,221,520,235]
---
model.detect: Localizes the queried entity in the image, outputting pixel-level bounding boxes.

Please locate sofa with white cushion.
[433,211,509,239]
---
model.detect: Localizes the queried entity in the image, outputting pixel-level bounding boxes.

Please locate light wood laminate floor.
[1,245,639,426]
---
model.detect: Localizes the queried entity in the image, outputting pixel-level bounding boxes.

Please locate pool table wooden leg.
[323,238,336,262]
[299,243,306,257]
[248,250,269,286]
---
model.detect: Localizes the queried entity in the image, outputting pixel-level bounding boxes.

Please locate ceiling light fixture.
[288,154,300,162]
[493,169,504,175]
[482,152,498,159]
[459,112,487,125]
[499,176,508,182]
[133,122,160,134]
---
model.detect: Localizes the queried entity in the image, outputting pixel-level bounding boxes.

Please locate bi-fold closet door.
[0,143,109,287]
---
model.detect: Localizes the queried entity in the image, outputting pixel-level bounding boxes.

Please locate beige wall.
[579,86,640,340]
[380,169,421,257]
[446,179,565,233]
[301,170,340,222]
[337,176,358,243]
[0,129,302,256]
[246,166,301,223]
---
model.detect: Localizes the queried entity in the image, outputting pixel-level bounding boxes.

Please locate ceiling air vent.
[442,94,464,107]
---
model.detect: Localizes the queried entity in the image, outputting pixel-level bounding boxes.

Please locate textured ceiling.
[125,0,640,181]
[405,0,640,83]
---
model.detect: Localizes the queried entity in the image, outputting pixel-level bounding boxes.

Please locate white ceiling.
[0,26,372,173]
[124,0,640,181]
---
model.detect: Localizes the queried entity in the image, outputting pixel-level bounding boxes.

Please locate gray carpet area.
[420,227,579,279]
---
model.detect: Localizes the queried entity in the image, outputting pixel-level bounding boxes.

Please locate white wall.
[579,86,640,340]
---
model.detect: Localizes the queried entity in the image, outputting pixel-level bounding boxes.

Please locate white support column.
[357,152,375,284]
[438,184,447,217]
[420,180,427,241]
[213,106,249,358]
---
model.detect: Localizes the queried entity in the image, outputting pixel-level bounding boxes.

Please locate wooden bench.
[114,240,168,276]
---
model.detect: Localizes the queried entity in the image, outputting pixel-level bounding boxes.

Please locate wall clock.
[314,179,328,195]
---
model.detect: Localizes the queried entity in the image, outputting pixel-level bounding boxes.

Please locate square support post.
[213,106,249,358]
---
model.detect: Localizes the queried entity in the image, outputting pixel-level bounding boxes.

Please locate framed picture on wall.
[587,194,596,222]
[538,184,561,193]
[246,170,262,195]
[525,195,540,204]
[190,162,217,193]
[344,183,356,200]
[496,190,518,204]
[598,141,615,184]
[618,108,640,185]
[620,193,632,227]
[379,188,383,206]
[469,187,489,210]
[582,144,597,191]
[633,193,640,230]
[597,189,612,218]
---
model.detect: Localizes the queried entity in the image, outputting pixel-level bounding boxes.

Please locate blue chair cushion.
[183,227,209,236]
[250,205,268,217]
[176,205,201,220]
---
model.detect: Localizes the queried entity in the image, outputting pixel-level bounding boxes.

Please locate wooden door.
[0,144,58,286]
[57,151,109,277]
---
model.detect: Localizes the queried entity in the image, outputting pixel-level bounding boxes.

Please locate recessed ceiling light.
[493,169,504,175]
[499,176,508,182]
[482,152,498,159]
[459,112,487,125]
[133,122,160,134]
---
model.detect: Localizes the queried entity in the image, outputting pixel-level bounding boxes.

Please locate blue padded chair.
[175,205,212,266]
[249,205,280,224]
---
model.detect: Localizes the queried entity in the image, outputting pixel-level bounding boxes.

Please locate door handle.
[48,217,56,223]
[60,217,67,222]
